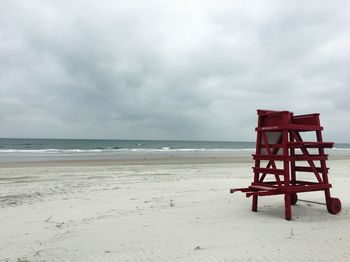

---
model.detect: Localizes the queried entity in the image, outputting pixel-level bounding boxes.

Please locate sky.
[1,0,350,142]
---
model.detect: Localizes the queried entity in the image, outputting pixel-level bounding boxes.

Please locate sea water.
[0,138,256,163]
[0,138,349,163]
[0,138,256,151]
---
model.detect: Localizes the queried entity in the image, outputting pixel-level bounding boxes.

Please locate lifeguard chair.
[231,110,341,220]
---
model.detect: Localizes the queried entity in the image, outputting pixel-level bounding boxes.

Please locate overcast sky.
[1,0,350,142]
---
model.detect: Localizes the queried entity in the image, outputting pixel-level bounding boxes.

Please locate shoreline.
[1,150,349,168]
[0,150,254,167]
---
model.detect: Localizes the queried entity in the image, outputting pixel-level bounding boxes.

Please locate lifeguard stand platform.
[231,110,341,220]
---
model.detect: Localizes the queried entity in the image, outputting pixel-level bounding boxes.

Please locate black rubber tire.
[328,197,341,215]
[291,193,298,206]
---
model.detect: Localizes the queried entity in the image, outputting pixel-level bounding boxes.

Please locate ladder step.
[250,185,277,191]
[281,183,332,193]
[253,154,328,161]
[288,142,334,148]
[261,142,333,149]
[253,155,286,161]
[253,167,285,175]
[256,125,323,131]
[294,166,329,173]
[292,155,328,161]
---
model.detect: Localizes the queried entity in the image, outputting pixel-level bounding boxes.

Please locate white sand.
[1,157,350,261]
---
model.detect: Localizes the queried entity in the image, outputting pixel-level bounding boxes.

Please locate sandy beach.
[1,153,350,262]
[2,0,350,260]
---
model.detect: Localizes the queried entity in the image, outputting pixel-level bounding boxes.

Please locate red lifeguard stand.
[231,110,341,220]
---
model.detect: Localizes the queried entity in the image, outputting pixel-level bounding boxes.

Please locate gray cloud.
[1,0,350,141]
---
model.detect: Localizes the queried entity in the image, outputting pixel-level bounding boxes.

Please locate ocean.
[0,138,256,163]
[0,138,349,163]
[0,138,256,151]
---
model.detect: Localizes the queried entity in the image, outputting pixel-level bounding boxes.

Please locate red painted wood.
[230,109,341,220]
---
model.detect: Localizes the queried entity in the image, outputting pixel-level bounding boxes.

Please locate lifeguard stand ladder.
[231,110,341,220]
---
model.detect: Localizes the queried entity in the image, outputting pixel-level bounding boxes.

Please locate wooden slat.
[249,185,277,191]
[281,183,332,193]
[230,187,253,193]
[292,155,328,161]
[294,166,329,173]
[294,180,319,185]
[256,125,323,131]
[253,167,285,175]
[288,142,334,148]
[246,190,283,197]
[253,154,328,161]
[253,154,286,161]
[267,144,283,148]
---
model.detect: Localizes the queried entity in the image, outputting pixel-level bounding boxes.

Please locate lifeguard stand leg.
[283,129,292,220]
[284,193,292,221]
[252,196,258,212]
[252,127,262,212]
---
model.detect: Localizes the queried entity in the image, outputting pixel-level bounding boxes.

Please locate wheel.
[327,197,341,215]
[291,193,298,206]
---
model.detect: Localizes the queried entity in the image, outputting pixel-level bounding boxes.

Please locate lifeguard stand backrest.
[256,110,293,156]
[292,113,320,127]
[257,110,293,128]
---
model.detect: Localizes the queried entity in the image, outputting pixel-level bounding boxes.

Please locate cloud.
[1,0,350,141]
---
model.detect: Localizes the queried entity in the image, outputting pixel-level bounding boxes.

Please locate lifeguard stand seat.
[231,109,341,220]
